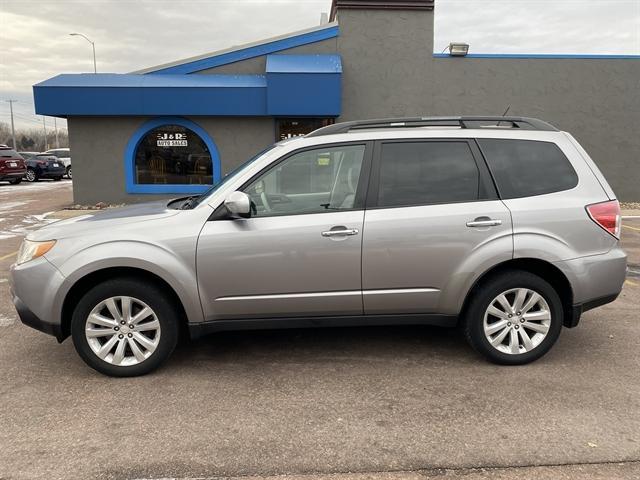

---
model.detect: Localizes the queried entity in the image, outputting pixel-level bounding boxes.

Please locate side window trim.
[214,140,374,220]
[366,138,498,210]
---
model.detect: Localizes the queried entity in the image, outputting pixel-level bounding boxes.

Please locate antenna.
[497,106,511,126]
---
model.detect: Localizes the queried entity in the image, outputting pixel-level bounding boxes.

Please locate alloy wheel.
[25,170,36,182]
[483,288,551,355]
[85,296,161,366]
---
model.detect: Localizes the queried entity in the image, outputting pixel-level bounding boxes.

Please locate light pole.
[6,100,17,149]
[70,32,97,73]
[42,116,48,151]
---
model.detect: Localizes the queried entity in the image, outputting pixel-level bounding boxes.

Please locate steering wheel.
[260,191,272,213]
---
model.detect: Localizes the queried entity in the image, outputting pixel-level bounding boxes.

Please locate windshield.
[188,144,279,208]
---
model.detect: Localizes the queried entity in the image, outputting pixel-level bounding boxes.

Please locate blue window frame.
[124,116,221,194]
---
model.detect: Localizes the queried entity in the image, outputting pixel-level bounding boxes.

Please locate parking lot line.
[0,251,18,261]
[626,279,639,287]
[623,224,640,232]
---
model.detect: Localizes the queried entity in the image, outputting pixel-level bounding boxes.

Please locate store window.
[276,118,334,141]
[134,124,212,185]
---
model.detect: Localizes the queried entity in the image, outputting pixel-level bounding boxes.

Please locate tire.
[25,168,38,182]
[462,270,563,365]
[53,176,63,181]
[71,278,180,377]
[66,166,72,179]
[8,177,22,184]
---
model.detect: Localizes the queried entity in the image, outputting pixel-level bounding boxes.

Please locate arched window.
[125,117,221,194]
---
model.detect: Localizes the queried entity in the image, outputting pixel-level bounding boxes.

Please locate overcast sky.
[1,0,639,131]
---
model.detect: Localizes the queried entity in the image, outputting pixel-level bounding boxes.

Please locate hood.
[28,200,180,241]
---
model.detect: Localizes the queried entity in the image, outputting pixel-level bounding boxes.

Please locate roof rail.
[306,116,558,137]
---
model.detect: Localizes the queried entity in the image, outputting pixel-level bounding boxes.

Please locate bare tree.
[0,121,69,151]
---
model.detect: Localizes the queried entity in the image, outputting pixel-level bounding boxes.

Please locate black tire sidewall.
[464,271,563,365]
[71,278,179,377]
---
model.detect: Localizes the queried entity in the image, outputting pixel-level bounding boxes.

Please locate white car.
[44,148,72,179]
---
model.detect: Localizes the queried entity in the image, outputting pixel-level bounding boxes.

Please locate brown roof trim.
[330,0,434,21]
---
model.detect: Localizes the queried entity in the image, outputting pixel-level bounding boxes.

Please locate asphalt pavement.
[0,180,638,480]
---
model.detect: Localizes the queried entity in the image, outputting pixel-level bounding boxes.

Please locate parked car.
[19,153,65,182]
[9,116,626,377]
[43,148,72,179]
[0,146,27,184]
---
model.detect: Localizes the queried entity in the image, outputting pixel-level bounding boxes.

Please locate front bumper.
[9,256,66,341]
[12,294,64,341]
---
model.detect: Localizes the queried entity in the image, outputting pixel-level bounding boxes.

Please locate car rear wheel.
[71,278,179,377]
[66,166,72,179]
[53,176,63,181]
[25,168,38,182]
[8,177,22,184]
[462,270,563,365]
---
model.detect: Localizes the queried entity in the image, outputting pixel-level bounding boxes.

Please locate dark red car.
[0,146,27,184]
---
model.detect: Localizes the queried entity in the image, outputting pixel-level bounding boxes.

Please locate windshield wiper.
[180,196,199,210]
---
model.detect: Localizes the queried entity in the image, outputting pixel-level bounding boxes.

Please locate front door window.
[244,144,366,217]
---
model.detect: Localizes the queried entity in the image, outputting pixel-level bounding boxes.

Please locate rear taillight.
[586,200,621,239]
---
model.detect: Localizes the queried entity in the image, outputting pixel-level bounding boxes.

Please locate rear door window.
[376,141,481,207]
[478,139,578,199]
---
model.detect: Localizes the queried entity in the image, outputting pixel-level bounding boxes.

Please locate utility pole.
[42,116,48,151]
[54,117,60,148]
[6,100,17,149]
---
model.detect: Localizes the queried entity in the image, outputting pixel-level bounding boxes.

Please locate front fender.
[49,240,204,325]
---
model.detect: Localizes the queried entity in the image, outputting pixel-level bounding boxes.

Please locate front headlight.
[16,239,56,265]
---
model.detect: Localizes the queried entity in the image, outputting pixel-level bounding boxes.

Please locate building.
[33,0,640,204]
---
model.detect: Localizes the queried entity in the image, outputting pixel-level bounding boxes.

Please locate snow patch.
[0,211,57,239]
[0,314,16,327]
[0,201,28,211]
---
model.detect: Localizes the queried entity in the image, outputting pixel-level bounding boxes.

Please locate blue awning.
[33,54,342,117]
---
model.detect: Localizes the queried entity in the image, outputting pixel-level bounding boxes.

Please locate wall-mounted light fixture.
[447,43,469,57]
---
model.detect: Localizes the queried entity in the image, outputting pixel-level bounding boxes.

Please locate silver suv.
[9,116,627,376]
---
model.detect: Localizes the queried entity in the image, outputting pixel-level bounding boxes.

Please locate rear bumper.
[555,247,627,327]
[0,171,26,180]
[568,293,620,328]
[37,167,65,177]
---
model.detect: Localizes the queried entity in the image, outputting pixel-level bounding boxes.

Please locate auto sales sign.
[157,132,188,147]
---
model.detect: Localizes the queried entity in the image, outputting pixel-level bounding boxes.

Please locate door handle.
[466,218,502,228]
[321,228,359,237]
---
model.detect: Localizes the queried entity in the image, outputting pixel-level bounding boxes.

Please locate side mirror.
[223,191,251,218]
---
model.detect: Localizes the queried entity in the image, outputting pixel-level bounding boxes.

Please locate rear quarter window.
[478,139,578,199]
[0,149,20,157]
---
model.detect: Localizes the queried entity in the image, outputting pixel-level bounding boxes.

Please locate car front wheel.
[66,166,72,179]
[463,270,563,365]
[71,278,180,376]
